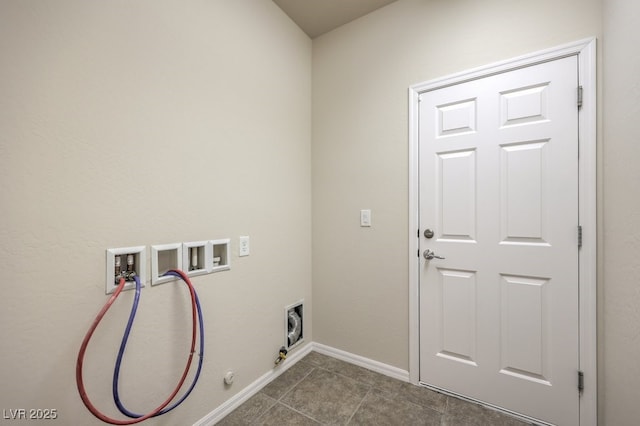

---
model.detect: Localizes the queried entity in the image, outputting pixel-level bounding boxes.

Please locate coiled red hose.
[76,275,197,424]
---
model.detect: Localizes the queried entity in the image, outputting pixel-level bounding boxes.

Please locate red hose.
[76,274,198,424]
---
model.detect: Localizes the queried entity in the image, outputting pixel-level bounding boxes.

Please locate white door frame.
[408,38,597,425]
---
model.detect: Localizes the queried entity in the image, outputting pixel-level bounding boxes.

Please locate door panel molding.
[408,38,597,425]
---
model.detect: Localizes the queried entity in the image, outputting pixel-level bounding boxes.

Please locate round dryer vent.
[286,302,303,349]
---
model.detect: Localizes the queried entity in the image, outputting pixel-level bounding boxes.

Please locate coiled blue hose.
[112,271,204,418]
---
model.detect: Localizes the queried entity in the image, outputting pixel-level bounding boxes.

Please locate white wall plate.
[151,243,183,286]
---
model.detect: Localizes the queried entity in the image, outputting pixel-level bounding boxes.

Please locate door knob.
[423,249,445,260]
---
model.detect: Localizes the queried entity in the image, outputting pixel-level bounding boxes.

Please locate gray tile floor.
[217,351,530,425]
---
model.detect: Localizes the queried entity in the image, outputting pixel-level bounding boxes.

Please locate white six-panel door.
[419,56,579,425]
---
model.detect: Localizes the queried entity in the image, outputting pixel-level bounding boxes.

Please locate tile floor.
[217,351,530,425]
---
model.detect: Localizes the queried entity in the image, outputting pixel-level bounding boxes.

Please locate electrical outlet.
[239,236,250,257]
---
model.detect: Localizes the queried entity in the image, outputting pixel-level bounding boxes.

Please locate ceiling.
[273,0,399,39]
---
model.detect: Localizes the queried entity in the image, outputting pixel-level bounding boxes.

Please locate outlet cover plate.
[360,209,372,227]
[239,236,250,257]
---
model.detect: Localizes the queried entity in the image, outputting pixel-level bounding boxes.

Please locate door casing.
[408,38,597,425]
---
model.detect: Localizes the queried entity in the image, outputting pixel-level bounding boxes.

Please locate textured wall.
[602,0,640,423]
[312,0,601,379]
[4,0,639,424]
[0,1,311,424]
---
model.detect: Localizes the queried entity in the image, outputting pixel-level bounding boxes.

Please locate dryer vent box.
[285,301,304,350]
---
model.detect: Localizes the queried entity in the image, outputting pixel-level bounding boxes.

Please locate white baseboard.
[311,342,410,383]
[193,342,410,425]
[193,343,313,426]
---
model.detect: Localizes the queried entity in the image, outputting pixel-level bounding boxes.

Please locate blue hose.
[112,272,204,418]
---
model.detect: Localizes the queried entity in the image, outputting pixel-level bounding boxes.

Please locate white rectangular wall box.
[183,241,212,277]
[106,246,147,294]
[210,239,231,272]
[151,243,183,286]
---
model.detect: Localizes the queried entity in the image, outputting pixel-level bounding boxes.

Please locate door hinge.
[578,225,583,249]
[577,86,583,109]
[578,370,584,393]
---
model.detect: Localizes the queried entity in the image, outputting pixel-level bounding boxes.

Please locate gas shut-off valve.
[274,347,288,366]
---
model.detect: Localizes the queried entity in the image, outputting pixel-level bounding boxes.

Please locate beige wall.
[3,0,640,424]
[0,1,311,424]
[312,0,601,369]
[312,0,637,423]
[602,0,640,423]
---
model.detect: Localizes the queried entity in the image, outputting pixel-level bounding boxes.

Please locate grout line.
[218,349,532,426]
[252,395,279,425]
[277,400,325,425]
[275,365,316,402]
[444,393,451,413]
[295,353,448,422]
[312,359,392,394]
[344,387,371,425]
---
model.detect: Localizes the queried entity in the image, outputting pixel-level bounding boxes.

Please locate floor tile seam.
[252,393,280,424]
[276,400,326,425]
[373,386,446,417]
[442,396,531,425]
[306,354,382,384]
[314,365,380,392]
[273,365,317,403]
[401,389,448,414]
[402,395,440,413]
[443,393,489,415]
[308,357,447,417]
[343,386,373,426]
[440,411,529,426]
[444,394,452,413]
[317,359,408,396]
